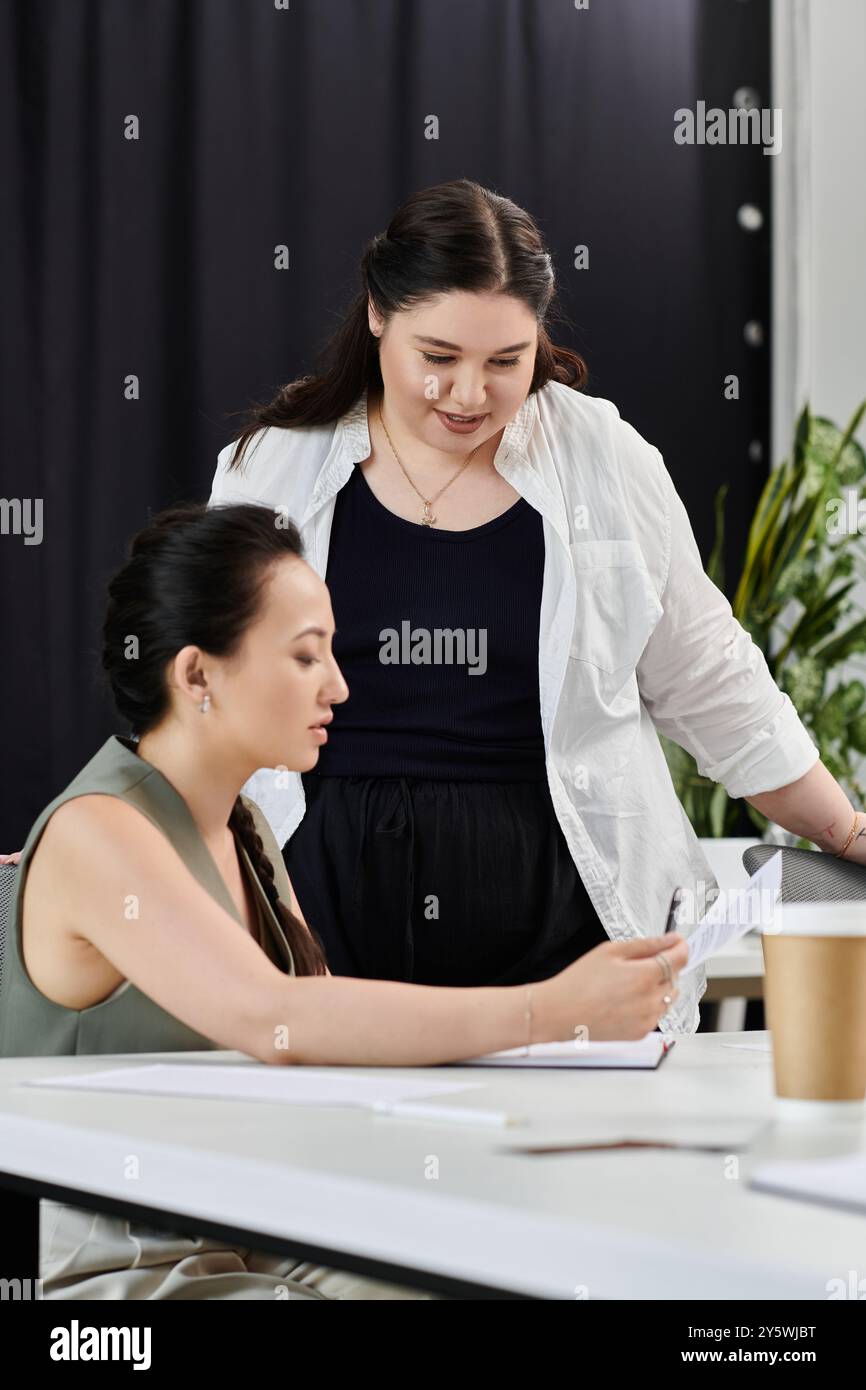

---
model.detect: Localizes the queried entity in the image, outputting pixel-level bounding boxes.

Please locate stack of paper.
[25,1064,482,1107]
[681,850,782,973]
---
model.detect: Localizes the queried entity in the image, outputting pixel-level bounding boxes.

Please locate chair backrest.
[0,862,17,1004]
[742,843,866,903]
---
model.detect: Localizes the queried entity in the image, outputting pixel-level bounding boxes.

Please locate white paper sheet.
[455,1032,672,1069]
[681,850,782,974]
[750,1149,866,1215]
[24,1063,483,1108]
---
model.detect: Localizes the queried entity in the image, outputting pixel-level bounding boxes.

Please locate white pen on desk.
[372,1101,528,1128]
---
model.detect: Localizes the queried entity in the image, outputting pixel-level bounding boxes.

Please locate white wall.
[772,0,866,462]
[771,0,866,788]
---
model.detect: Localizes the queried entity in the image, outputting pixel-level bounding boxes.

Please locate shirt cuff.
[700,692,820,800]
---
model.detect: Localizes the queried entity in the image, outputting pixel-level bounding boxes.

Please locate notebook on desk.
[454,1032,674,1069]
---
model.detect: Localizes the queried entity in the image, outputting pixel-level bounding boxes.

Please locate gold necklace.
[378,403,483,527]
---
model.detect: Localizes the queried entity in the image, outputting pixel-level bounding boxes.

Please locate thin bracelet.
[523,984,533,1055]
[836,810,862,859]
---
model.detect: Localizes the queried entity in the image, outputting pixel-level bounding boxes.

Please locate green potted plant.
[661,400,866,848]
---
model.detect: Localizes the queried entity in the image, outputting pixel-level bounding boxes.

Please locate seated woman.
[0,501,686,1300]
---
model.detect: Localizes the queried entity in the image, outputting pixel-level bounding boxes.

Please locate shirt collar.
[334,384,539,466]
[305,384,544,527]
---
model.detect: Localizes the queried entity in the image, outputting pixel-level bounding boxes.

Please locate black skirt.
[282,774,610,987]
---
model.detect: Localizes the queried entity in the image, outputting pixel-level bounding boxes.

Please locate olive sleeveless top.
[0,735,296,1057]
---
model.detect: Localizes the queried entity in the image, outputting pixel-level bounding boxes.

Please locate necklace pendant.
[421,502,436,527]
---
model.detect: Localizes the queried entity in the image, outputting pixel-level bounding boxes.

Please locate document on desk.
[454,1032,673,1069]
[25,1064,483,1108]
[749,1149,866,1216]
[680,849,782,974]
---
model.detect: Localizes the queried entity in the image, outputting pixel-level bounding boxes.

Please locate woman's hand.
[0,851,22,865]
[538,932,690,1042]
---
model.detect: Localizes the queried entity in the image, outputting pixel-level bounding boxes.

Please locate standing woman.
[210,178,855,1031]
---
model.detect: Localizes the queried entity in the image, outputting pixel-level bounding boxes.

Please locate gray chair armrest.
[742,844,866,903]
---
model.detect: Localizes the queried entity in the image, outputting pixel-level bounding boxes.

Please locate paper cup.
[761,902,866,1116]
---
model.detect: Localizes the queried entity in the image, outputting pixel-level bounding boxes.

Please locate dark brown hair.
[101,501,328,976]
[223,177,587,471]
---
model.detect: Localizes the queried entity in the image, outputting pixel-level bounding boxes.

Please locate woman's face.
[368,290,538,454]
[215,556,349,775]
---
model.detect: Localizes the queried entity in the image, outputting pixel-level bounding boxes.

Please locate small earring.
[199,694,211,713]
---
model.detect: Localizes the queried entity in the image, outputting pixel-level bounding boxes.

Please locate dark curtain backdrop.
[1,0,771,844]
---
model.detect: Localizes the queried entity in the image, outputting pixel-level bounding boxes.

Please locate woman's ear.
[368,298,383,338]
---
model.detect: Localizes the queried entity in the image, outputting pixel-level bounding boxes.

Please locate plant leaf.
[706,484,728,590]
[708,782,729,838]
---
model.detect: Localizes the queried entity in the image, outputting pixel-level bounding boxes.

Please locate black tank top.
[314,463,548,780]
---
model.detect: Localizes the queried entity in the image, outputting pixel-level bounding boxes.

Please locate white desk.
[1,1032,864,1299]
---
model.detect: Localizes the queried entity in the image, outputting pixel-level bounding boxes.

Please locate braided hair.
[228,797,326,976]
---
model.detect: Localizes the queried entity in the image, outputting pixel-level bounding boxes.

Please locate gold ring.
[656,954,673,986]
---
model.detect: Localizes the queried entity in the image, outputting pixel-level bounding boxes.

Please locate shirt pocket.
[568,539,663,675]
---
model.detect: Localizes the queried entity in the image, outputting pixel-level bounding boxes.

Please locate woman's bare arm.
[40,796,534,1066]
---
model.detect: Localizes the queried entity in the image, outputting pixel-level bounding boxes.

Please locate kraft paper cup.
[761,902,866,1120]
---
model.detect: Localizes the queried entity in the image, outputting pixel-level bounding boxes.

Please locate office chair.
[0,861,16,1003]
[742,843,866,903]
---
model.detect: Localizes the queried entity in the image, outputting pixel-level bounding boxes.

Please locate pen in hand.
[664,887,683,935]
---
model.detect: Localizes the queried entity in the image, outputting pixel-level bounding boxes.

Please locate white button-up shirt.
[208,380,819,1034]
